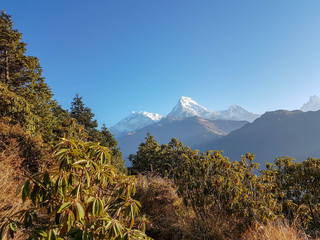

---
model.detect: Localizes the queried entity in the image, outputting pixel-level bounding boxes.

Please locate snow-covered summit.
[109,97,261,139]
[131,111,163,121]
[218,105,260,122]
[110,111,163,138]
[166,97,260,122]
[300,95,320,112]
[166,96,220,120]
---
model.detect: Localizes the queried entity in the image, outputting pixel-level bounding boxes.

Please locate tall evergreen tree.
[100,123,117,148]
[0,11,60,142]
[69,94,102,143]
[0,10,52,95]
[70,94,98,130]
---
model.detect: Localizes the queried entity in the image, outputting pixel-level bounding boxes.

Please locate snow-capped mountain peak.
[227,104,246,112]
[131,111,163,121]
[300,95,320,112]
[179,96,198,107]
[218,105,260,122]
[167,96,220,120]
[109,97,261,139]
[110,111,163,138]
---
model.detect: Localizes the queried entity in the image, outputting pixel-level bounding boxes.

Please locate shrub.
[0,138,151,240]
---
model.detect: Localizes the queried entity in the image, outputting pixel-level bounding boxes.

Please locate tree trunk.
[4,49,9,83]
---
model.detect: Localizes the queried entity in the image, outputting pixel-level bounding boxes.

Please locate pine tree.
[100,123,117,148]
[0,11,58,142]
[70,94,98,130]
[129,133,161,174]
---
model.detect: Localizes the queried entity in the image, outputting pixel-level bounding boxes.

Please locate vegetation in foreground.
[1,10,320,240]
[130,135,320,239]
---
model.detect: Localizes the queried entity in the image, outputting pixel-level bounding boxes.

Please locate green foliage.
[0,10,41,88]
[1,138,151,240]
[174,152,279,226]
[129,134,161,175]
[70,94,98,134]
[129,135,185,178]
[263,157,320,233]
[100,124,118,149]
[131,136,278,226]
[0,11,81,143]
[131,135,320,237]
[0,12,124,172]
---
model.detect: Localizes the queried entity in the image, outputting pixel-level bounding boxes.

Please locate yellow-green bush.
[1,138,150,240]
[131,136,320,238]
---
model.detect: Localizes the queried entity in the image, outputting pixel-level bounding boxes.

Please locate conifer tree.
[0,11,58,142]
[100,123,117,148]
[70,93,103,143]
[70,94,98,130]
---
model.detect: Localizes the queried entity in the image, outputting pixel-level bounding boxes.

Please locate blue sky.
[2,0,320,127]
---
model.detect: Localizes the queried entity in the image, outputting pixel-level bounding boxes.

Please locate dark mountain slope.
[118,117,248,164]
[198,110,320,165]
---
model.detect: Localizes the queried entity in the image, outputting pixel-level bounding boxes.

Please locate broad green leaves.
[1,139,151,239]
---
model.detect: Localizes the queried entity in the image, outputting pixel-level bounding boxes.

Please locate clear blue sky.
[2,0,320,127]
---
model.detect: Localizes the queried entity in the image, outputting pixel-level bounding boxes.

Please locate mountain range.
[198,110,320,166]
[109,95,320,166]
[110,96,260,138]
[117,117,248,162]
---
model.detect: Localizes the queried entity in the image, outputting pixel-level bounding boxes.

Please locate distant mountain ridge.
[219,105,261,122]
[117,117,248,164]
[166,96,260,122]
[197,109,320,166]
[109,111,163,138]
[110,96,260,137]
[109,95,320,166]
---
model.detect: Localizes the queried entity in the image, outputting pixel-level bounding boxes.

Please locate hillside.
[198,110,320,165]
[118,117,248,163]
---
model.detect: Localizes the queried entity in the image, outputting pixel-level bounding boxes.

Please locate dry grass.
[135,174,244,240]
[0,121,53,239]
[180,210,244,240]
[135,174,187,239]
[0,138,26,218]
[242,221,310,240]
